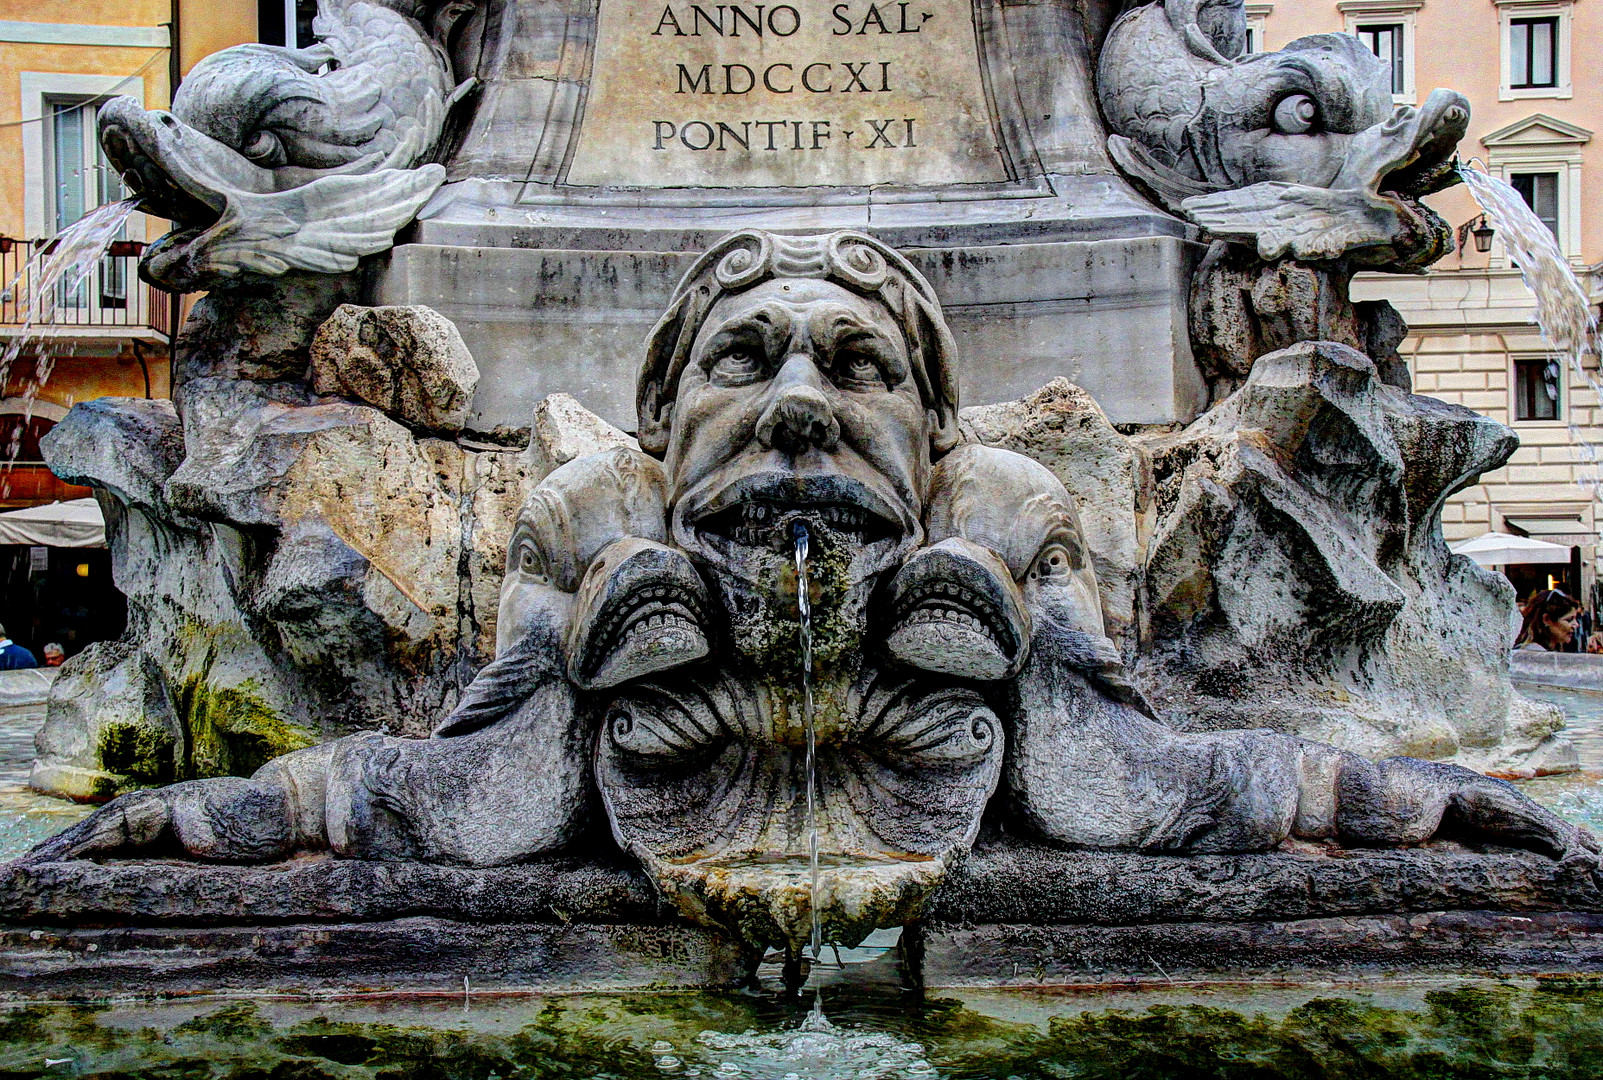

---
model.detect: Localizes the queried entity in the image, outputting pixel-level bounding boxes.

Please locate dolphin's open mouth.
[884,541,1028,681]
[1359,89,1471,199]
[98,98,226,230]
[569,540,711,691]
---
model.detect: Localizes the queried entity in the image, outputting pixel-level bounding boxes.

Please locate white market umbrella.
[0,498,104,547]
[1450,530,1571,567]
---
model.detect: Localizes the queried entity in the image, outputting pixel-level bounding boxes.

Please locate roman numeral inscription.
[565,0,1006,187]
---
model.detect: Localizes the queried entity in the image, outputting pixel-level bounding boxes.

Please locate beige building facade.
[1258,0,1603,602]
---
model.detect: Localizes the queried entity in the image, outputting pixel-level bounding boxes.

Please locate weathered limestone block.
[310,304,480,433]
[958,379,1146,655]
[523,392,637,482]
[1136,340,1563,771]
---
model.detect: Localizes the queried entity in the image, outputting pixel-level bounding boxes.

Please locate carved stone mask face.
[663,277,930,660]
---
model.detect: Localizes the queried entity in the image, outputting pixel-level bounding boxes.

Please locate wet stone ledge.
[0,840,1599,993]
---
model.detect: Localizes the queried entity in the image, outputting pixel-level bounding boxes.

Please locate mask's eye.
[1027,542,1078,583]
[709,344,766,386]
[835,349,883,388]
[241,129,286,166]
[1271,94,1318,135]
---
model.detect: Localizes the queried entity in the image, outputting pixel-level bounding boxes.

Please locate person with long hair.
[1516,588,1583,651]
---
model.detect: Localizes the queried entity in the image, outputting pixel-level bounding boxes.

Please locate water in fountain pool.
[4,979,1603,1077]
[1514,684,1603,831]
[0,691,88,859]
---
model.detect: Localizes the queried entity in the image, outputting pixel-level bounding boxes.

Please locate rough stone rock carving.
[21,231,1598,962]
[27,446,670,867]
[96,0,476,291]
[1137,340,1568,772]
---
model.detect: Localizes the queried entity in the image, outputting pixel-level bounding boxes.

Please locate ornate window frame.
[1495,0,1574,101]
[1481,113,1591,264]
[1338,0,1422,105]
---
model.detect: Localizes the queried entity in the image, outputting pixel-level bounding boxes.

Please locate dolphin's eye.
[1028,543,1077,583]
[508,532,550,584]
[240,129,286,165]
[1272,94,1319,135]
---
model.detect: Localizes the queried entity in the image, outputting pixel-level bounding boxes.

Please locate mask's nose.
[755,353,841,453]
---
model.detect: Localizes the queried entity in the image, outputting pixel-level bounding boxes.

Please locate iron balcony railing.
[0,236,171,338]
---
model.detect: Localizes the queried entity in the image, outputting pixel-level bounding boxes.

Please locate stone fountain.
[3,0,1600,994]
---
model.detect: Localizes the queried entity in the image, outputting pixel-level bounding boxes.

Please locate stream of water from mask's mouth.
[0,198,141,496]
[793,521,822,967]
[1459,163,1603,494]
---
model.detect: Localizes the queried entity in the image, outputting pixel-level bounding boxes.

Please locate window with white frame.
[1339,0,1419,104]
[42,94,131,306]
[1511,170,1561,238]
[1496,0,1572,100]
[1481,114,1591,263]
[1513,354,1563,421]
[20,74,144,314]
[1243,3,1273,53]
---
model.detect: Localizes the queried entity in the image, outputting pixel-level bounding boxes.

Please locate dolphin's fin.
[197,163,446,278]
[1181,182,1407,261]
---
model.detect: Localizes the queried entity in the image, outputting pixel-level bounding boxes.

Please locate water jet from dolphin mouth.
[0,198,140,498]
[1460,162,1603,492]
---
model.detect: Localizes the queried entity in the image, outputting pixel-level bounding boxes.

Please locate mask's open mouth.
[686,474,910,567]
[697,500,899,553]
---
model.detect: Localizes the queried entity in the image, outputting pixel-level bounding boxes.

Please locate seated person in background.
[40,644,63,668]
[1516,589,1582,652]
[0,624,37,669]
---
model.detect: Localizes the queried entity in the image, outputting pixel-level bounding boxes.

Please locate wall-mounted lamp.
[1472,216,1495,252]
[1459,215,1496,254]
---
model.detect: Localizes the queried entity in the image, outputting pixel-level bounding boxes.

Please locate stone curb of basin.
[0,840,1599,994]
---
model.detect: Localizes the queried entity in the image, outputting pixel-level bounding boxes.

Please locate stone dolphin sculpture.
[21,446,695,867]
[932,446,1596,860]
[1097,0,1468,269]
[97,0,476,290]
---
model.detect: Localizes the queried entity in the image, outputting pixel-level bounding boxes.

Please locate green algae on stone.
[176,674,317,779]
[96,721,177,785]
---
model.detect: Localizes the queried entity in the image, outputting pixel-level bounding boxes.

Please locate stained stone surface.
[3,842,1596,929]
[1,842,1599,991]
[958,379,1147,657]
[310,304,480,433]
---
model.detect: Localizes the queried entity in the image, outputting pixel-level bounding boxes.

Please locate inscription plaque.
[565,0,1009,187]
